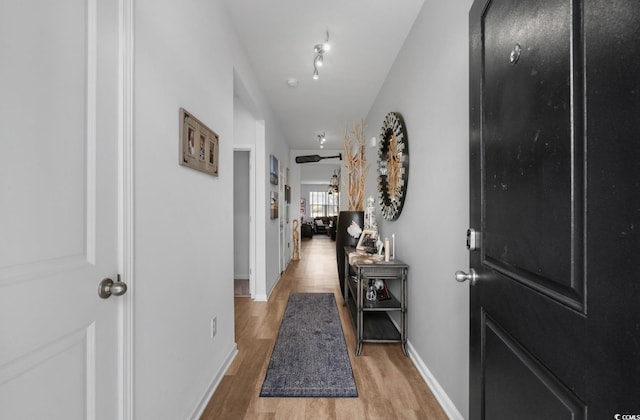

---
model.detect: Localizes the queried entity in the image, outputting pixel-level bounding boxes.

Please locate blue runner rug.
[259,293,358,398]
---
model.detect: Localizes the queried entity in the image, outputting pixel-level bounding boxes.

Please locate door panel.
[0,327,91,419]
[469,0,640,418]
[483,314,585,420]
[0,0,88,272]
[482,0,584,310]
[0,1,121,419]
[479,0,587,399]
[472,0,586,414]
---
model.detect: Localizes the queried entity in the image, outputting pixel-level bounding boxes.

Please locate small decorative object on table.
[356,229,378,254]
[364,196,378,232]
[366,280,377,301]
[348,250,384,265]
[373,279,392,301]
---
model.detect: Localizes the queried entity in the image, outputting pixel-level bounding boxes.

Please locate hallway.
[201,236,447,419]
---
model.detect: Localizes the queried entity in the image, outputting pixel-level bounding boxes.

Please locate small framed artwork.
[270,191,279,219]
[356,229,378,251]
[284,185,291,203]
[270,155,278,185]
[179,108,219,176]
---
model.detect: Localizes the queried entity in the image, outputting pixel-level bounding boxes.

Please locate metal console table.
[343,247,408,356]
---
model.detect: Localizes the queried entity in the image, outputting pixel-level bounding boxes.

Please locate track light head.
[312,29,330,79]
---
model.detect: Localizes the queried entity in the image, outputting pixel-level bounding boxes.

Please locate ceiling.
[223,0,425,153]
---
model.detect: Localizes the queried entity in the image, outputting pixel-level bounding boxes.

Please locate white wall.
[132,0,284,417]
[364,1,473,418]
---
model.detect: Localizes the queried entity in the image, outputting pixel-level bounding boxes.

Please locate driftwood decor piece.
[343,119,368,211]
[292,219,300,261]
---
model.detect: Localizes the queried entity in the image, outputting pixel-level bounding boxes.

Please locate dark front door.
[468,0,640,418]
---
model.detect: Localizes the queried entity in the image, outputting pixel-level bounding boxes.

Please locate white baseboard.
[254,293,268,301]
[188,343,238,420]
[385,316,465,420]
[406,341,465,420]
[234,274,249,280]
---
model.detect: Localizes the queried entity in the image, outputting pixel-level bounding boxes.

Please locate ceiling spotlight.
[312,29,330,80]
[317,132,327,148]
[313,54,323,79]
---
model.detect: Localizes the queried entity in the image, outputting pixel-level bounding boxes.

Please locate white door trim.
[119,0,134,418]
[233,145,256,299]
[254,121,267,301]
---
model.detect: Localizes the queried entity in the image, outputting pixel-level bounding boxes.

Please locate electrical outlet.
[210,317,217,338]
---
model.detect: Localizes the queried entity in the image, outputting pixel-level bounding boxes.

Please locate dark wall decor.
[269,155,279,185]
[284,185,291,203]
[179,108,219,176]
[377,112,409,221]
[270,191,278,219]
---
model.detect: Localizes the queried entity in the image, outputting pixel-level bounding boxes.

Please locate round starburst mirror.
[377,112,409,221]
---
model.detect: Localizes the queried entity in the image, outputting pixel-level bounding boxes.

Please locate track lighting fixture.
[328,169,340,195]
[317,132,326,148]
[312,29,330,80]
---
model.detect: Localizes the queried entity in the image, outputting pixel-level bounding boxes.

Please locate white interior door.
[0,1,122,419]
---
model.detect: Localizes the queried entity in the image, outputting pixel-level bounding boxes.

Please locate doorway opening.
[233,149,252,297]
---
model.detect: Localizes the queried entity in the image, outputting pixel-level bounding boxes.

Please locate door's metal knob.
[98,277,128,299]
[455,268,478,286]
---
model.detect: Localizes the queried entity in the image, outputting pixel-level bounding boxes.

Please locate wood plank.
[200,237,447,419]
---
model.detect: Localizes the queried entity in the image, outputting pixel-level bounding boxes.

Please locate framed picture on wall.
[300,198,306,215]
[270,155,278,185]
[179,108,219,176]
[270,191,279,219]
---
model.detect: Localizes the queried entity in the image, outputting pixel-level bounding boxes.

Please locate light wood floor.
[234,278,250,297]
[201,236,447,420]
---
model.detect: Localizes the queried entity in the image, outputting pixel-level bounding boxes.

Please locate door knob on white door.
[455,268,478,286]
[98,276,128,299]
